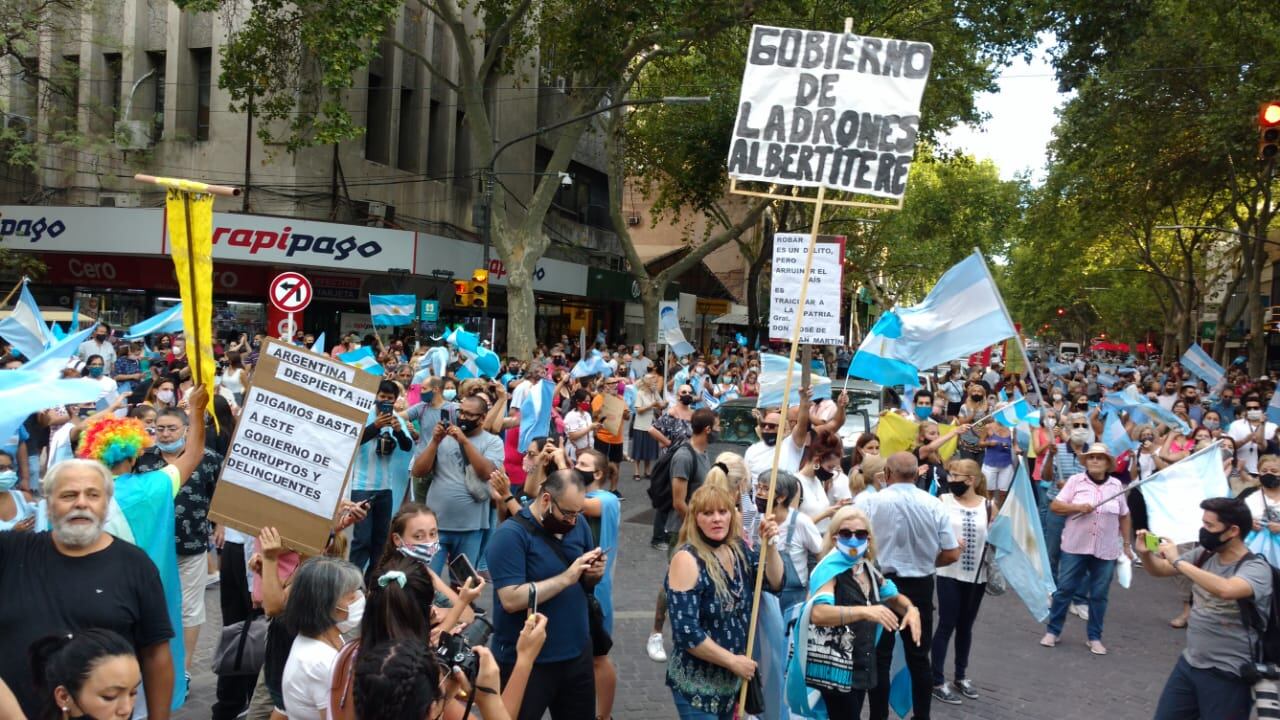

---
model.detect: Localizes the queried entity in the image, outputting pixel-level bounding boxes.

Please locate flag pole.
[0,277,24,310]
[738,184,826,712]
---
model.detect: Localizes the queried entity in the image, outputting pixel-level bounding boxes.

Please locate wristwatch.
[1171,558,1185,571]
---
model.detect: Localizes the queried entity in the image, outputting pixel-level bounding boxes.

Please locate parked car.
[708,380,881,458]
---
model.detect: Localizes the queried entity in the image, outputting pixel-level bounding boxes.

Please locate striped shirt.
[349,413,413,493]
[1049,441,1087,501]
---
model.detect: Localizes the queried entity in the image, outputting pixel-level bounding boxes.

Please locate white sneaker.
[1070,603,1089,620]
[646,632,667,662]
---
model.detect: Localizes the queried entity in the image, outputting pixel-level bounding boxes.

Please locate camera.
[435,615,493,683]
[376,432,397,456]
[1241,661,1280,683]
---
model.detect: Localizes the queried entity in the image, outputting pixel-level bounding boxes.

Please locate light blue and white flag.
[659,302,694,358]
[735,332,749,347]
[1102,384,1190,434]
[700,388,721,410]
[1269,389,1280,426]
[1095,372,1120,387]
[0,372,103,455]
[445,327,500,379]
[994,396,1034,428]
[310,332,326,354]
[849,252,1016,387]
[1101,408,1136,458]
[124,303,184,340]
[369,294,416,326]
[988,462,1057,622]
[518,378,555,452]
[571,350,610,379]
[756,353,831,409]
[1180,343,1225,388]
[0,280,55,358]
[339,346,383,375]
[1139,443,1230,544]
[49,323,65,342]
[888,634,913,719]
[1047,360,1072,377]
[23,323,99,377]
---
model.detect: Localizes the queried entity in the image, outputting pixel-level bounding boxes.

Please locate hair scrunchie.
[377,570,407,588]
[713,462,730,474]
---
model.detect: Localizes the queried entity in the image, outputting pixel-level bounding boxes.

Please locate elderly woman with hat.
[1039,442,1133,655]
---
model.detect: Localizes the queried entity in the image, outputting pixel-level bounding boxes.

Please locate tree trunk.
[501,228,544,360]
[1248,233,1268,377]
[641,280,665,352]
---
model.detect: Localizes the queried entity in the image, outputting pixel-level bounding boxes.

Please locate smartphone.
[1144,533,1162,553]
[449,553,480,588]
[77,406,93,419]
[527,584,539,617]
[376,400,393,415]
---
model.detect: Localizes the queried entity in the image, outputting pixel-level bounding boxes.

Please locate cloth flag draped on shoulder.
[756,353,831,408]
[369,294,416,326]
[1102,384,1190,434]
[660,304,694,358]
[0,279,56,358]
[518,379,554,452]
[1138,443,1229,544]
[445,327,500,379]
[339,346,383,375]
[125,303,184,340]
[849,252,1016,387]
[1179,343,1225,388]
[988,462,1056,622]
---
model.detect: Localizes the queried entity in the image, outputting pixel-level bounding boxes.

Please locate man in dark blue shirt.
[487,469,605,720]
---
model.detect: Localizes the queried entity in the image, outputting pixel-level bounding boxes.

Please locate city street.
[179,472,1183,719]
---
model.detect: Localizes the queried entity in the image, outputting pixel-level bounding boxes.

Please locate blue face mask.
[915,406,933,420]
[0,470,17,491]
[836,535,869,559]
[88,366,104,378]
[156,437,186,454]
[442,389,457,401]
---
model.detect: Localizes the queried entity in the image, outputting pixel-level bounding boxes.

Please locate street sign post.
[269,271,312,341]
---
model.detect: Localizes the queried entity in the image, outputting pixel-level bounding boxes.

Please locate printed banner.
[769,233,845,345]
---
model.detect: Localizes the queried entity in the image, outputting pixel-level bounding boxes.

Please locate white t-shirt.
[796,471,833,530]
[772,508,824,585]
[563,409,593,459]
[1228,419,1278,474]
[828,471,854,505]
[1245,489,1280,528]
[281,635,338,720]
[744,438,804,486]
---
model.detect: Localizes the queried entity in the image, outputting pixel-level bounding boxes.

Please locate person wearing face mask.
[913,390,944,423]
[1040,444,1132,655]
[573,448,622,720]
[978,421,1018,509]
[1228,392,1276,477]
[1139,498,1272,720]
[133,407,224,678]
[742,386,813,483]
[753,470,823,615]
[931,459,993,705]
[348,381,415,583]
[796,431,853,532]
[956,384,991,463]
[113,341,146,400]
[916,421,970,497]
[146,380,179,411]
[787,505,920,718]
[81,355,121,414]
[562,388,599,463]
[77,322,117,367]
[648,383,698,456]
[666,484,783,719]
[0,449,36,532]
[280,558,366,720]
[1241,454,1280,543]
[487,469,607,719]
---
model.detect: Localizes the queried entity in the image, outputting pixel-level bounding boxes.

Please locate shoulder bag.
[512,513,613,656]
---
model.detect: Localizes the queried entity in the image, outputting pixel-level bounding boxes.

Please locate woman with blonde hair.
[916,420,970,495]
[851,454,887,498]
[786,505,921,718]
[665,484,783,719]
[930,458,993,705]
[703,452,755,537]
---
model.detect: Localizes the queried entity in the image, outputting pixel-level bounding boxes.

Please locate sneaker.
[651,540,669,552]
[1039,633,1058,648]
[613,489,626,501]
[647,633,668,662]
[1070,603,1089,620]
[1087,640,1108,655]
[932,682,963,705]
[955,679,979,699]
[205,571,221,587]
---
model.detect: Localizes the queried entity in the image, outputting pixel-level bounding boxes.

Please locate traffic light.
[469,268,489,308]
[1260,101,1280,160]
[453,280,471,307]
[1056,307,1066,317]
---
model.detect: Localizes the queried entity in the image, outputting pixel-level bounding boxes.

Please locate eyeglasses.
[456,410,483,420]
[1071,423,1088,429]
[836,528,870,541]
[549,495,579,521]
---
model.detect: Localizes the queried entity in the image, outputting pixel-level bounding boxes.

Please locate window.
[192,48,211,141]
[148,51,166,140]
[428,99,448,177]
[453,111,471,187]
[9,58,38,137]
[55,55,80,134]
[397,87,420,171]
[103,53,123,125]
[364,72,390,164]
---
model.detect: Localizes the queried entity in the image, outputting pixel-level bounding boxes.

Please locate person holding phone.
[349,381,415,581]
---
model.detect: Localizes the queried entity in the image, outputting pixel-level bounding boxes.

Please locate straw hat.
[1081,442,1116,471]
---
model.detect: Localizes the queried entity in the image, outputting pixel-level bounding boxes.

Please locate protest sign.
[727,25,933,199]
[769,233,845,345]
[209,338,379,555]
[599,393,627,436]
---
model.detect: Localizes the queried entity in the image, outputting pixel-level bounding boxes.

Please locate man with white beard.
[0,459,175,720]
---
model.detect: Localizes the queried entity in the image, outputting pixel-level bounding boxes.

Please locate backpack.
[647,440,690,511]
[1236,551,1280,664]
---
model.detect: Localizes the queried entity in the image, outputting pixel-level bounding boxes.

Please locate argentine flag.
[518,378,555,452]
[659,303,695,358]
[310,332,326,354]
[445,327,500,379]
[988,462,1057,622]
[993,395,1034,428]
[1101,409,1136,458]
[571,350,610,379]
[0,372,104,458]
[125,303,185,340]
[0,280,56,358]
[756,353,832,409]
[700,388,721,410]
[1180,343,1225,389]
[1139,443,1230,544]
[1047,360,1072,377]
[369,294,417,326]
[849,252,1016,387]
[23,323,99,377]
[339,346,384,375]
[1102,384,1190,434]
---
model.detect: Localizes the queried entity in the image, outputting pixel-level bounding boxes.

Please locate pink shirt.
[1058,472,1129,560]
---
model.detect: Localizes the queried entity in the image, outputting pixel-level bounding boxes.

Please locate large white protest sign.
[727,25,933,198]
[210,338,379,555]
[769,233,845,345]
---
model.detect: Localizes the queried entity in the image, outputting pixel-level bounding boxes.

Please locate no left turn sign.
[269,272,313,313]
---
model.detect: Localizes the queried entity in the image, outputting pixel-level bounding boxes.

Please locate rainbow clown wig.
[77,416,154,468]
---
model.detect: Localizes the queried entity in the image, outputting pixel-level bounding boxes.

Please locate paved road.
[179,475,1184,719]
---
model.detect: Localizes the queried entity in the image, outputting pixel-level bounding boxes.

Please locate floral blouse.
[666,543,759,714]
[652,412,693,446]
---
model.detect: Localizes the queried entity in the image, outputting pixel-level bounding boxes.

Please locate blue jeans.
[349,489,392,581]
[1042,510,1089,606]
[1154,656,1253,720]
[670,689,734,720]
[1045,552,1115,641]
[432,529,484,580]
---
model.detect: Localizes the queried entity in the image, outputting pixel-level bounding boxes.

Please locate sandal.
[1169,616,1188,629]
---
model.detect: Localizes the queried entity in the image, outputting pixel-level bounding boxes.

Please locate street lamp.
[475,95,711,334]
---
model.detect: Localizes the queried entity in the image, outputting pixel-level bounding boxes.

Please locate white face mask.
[1248,409,1264,422]
[335,593,365,634]
[1069,429,1090,444]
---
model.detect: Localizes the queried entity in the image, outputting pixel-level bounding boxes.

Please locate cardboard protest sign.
[599,393,627,436]
[769,233,845,345]
[209,338,378,555]
[727,25,933,198]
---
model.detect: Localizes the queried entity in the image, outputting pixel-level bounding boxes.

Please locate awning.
[0,309,96,325]
[712,309,748,325]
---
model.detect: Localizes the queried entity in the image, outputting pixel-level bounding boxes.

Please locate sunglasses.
[1071,423,1088,429]
[837,528,870,541]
